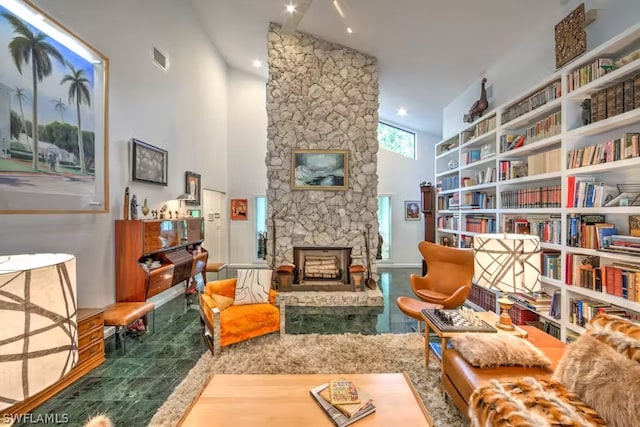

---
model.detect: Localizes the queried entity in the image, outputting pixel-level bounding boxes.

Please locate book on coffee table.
[310,383,376,426]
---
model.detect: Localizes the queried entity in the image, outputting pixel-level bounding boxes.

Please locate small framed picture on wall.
[230,198,248,220]
[404,201,421,221]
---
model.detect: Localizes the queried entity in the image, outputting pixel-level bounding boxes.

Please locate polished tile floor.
[20,267,421,426]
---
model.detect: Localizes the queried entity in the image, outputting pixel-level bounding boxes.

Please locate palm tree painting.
[3,12,63,171]
[52,97,66,123]
[0,2,108,212]
[61,65,90,174]
[13,87,29,144]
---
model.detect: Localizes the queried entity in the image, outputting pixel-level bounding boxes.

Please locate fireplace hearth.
[291,247,352,291]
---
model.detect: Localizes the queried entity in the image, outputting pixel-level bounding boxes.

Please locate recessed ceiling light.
[252,59,262,68]
[286,3,296,14]
[346,27,353,34]
[397,107,408,117]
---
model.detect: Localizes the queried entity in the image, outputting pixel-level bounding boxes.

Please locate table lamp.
[473,233,541,330]
[0,254,78,411]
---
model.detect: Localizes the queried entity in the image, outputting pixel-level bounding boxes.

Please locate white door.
[202,189,228,264]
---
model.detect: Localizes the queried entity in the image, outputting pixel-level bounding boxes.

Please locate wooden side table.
[421,310,527,374]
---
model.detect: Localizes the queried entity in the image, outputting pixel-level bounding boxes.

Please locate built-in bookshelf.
[435,22,640,342]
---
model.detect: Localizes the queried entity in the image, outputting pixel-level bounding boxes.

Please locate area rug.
[148,333,466,427]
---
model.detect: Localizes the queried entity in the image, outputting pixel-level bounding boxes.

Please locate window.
[255,196,267,260]
[377,122,416,159]
[377,196,391,260]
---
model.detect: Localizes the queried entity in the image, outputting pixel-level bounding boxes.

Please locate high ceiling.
[191,0,565,136]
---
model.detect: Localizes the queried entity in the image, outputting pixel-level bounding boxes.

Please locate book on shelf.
[310,383,375,427]
[630,215,640,237]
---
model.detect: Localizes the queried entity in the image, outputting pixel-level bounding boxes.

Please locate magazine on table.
[309,383,375,427]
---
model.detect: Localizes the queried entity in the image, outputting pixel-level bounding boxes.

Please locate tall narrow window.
[377,196,391,260]
[378,122,416,159]
[255,196,267,260]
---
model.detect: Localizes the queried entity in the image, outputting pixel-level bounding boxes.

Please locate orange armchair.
[199,278,283,355]
[410,241,474,309]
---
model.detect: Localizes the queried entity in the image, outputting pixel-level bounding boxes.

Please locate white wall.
[378,127,438,266]
[226,69,268,266]
[443,0,640,136]
[0,0,228,307]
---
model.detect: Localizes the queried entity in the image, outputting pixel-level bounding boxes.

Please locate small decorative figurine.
[463,77,488,123]
[141,198,150,217]
[580,98,592,125]
[174,210,179,219]
[159,204,168,219]
[130,194,139,220]
[168,211,173,219]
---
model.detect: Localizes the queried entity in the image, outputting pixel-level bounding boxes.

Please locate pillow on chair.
[234,269,273,305]
[450,333,551,368]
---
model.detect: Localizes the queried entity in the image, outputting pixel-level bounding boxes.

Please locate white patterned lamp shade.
[473,233,541,294]
[0,254,78,411]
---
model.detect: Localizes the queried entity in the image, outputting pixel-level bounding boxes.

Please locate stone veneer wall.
[266,23,379,275]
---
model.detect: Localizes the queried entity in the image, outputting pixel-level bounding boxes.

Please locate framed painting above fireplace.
[291,149,348,190]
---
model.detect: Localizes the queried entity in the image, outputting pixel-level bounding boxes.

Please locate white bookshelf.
[434,22,640,342]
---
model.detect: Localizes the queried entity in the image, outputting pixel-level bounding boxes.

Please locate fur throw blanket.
[554,333,640,427]
[469,377,606,427]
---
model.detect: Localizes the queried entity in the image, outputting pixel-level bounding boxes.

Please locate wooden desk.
[179,373,433,426]
[421,310,527,372]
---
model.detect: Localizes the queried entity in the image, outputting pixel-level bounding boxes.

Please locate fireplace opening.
[292,247,352,291]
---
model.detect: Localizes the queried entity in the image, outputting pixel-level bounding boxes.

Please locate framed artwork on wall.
[131,138,168,186]
[291,149,348,190]
[0,0,109,213]
[230,198,248,220]
[185,171,201,205]
[404,201,420,221]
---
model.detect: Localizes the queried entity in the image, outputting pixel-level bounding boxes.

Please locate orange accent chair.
[410,241,474,309]
[199,278,283,355]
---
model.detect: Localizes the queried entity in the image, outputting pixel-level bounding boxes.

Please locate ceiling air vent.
[152,47,168,71]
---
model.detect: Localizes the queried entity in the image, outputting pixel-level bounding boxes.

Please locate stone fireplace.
[265,24,380,285]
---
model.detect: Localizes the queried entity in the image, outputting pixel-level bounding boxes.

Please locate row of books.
[508,291,553,311]
[500,185,562,209]
[467,166,497,186]
[437,215,458,230]
[565,214,614,249]
[520,111,561,144]
[501,80,561,124]
[500,134,526,153]
[566,254,640,302]
[542,320,561,339]
[499,160,527,180]
[464,216,496,233]
[461,191,495,209]
[542,251,562,280]
[602,234,640,256]
[462,115,497,143]
[527,148,562,176]
[588,75,640,124]
[468,283,498,313]
[568,297,639,328]
[567,133,640,169]
[566,57,613,92]
[502,215,562,245]
[310,379,375,427]
[566,176,618,208]
[437,193,458,210]
[436,175,458,192]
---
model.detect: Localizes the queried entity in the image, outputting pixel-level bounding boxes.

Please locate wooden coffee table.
[421,310,527,372]
[179,373,433,426]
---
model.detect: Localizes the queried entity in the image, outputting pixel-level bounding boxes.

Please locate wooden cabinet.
[115,218,208,302]
[1,308,105,416]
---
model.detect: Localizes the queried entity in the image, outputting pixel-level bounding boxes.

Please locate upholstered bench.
[103,301,155,352]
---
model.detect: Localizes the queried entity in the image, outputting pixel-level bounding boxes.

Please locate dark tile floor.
[20,267,421,426]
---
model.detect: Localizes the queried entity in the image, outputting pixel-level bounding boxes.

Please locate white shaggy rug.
[148,333,466,427]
